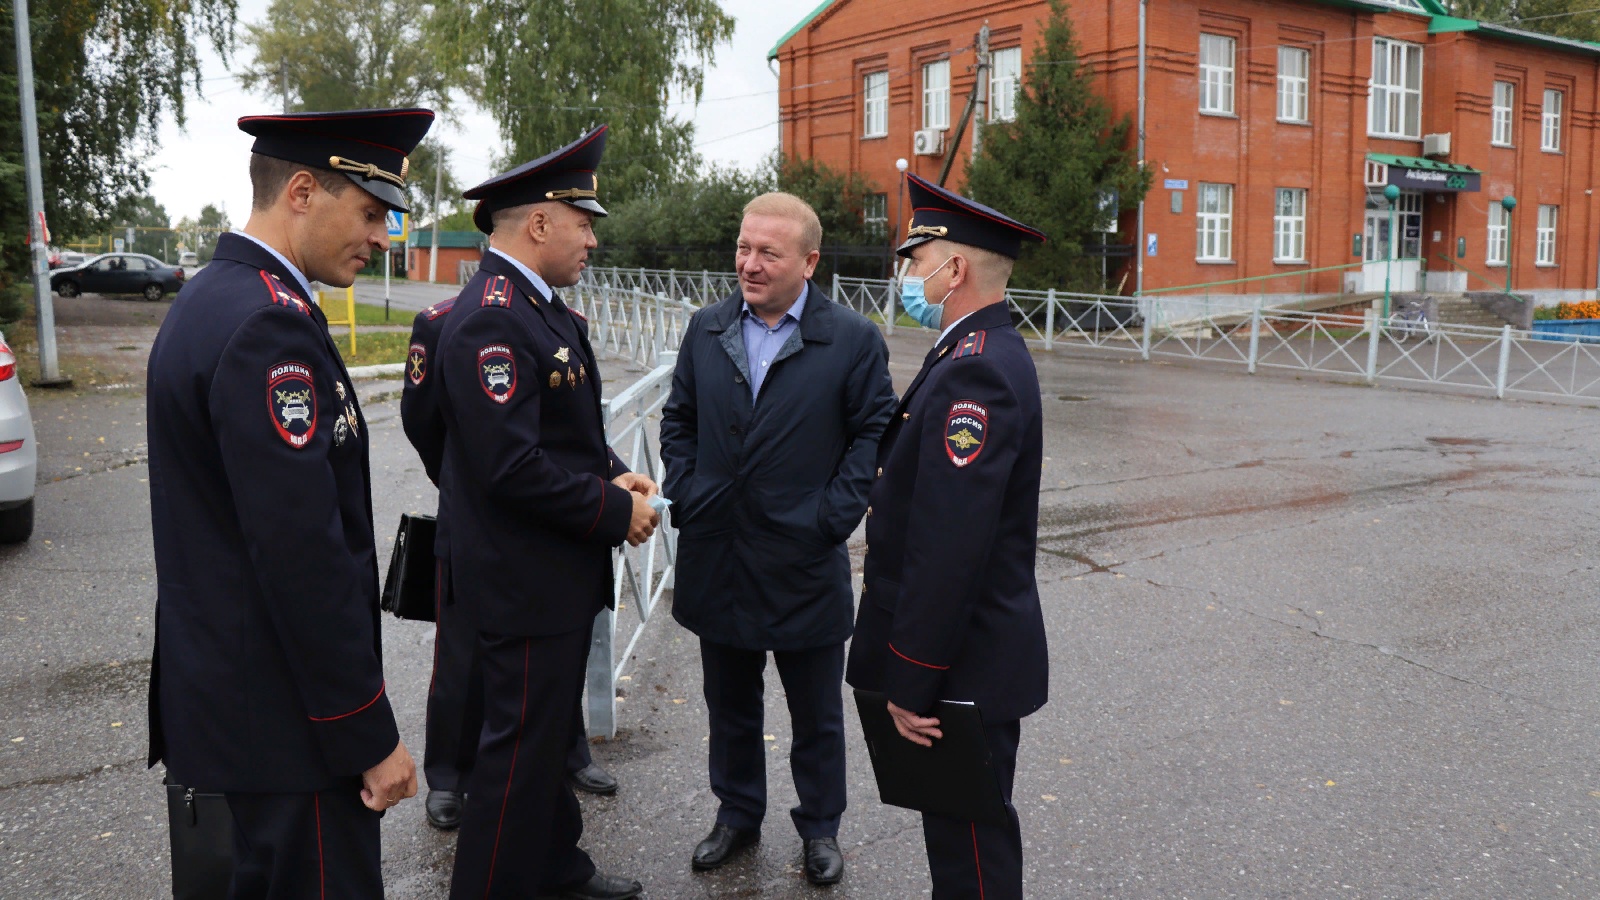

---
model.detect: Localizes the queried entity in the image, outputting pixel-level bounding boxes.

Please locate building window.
[1199,34,1236,115]
[989,47,1022,122]
[1536,205,1558,265]
[1491,81,1514,147]
[1196,183,1233,261]
[863,71,888,138]
[1486,202,1508,266]
[922,59,950,130]
[1274,188,1307,262]
[1277,47,1309,123]
[1542,89,1563,151]
[863,193,888,237]
[1369,37,1422,138]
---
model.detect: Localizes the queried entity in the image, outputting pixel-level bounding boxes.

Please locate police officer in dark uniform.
[402,293,619,833]
[436,126,656,900]
[845,174,1050,900]
[146,107,434,898]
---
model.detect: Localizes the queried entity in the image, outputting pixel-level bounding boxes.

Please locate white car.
[0,330,36,542]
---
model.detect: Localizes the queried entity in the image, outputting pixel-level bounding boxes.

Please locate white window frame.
[862,71,888,138]
[1486,202,1508,266]
[1199,34,1236,115]
[1536,205,1558,265]
[1491,81,1514,147]
[922,59,950,130]
[989,47,1022,123]
[1273,188,1307,262]
[1369,37,1423,139]
[1277,47,1310,123]
[1542,88,1563,152]
[1196,183,1234,262]
[863,193,888,234]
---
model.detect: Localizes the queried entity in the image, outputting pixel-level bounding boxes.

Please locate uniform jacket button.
[728,424,740,436]
[866,506,872,517]
[901,412,910,420]
[876,467,882,477]
[734,374,745,384]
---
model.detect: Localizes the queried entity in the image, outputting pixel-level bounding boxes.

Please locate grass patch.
[331,331,412,368]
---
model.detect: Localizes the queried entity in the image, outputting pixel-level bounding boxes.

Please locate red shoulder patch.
[569,308,587,322]
[258,271,312,315]
[478,344,516,403]
[407,343,427,385]
[423,297,457,320]
[951,331,986,359]
[480,275,511,307]
[268,361,317,448]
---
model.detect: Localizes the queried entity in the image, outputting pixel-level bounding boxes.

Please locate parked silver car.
[0,330,36,542]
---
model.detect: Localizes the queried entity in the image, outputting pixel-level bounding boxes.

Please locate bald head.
[924,239,1015,293]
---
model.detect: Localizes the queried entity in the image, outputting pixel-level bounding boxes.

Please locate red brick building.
[770,0,1600,303]
[407,230,487,285]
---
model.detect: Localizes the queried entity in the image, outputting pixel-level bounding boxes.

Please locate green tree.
[430,0,735,206]
[964,0,1150,293]
[112,193,172,258]
[0,0,235,321]
[176,204,233,263]
[239,0,450,113]
[597,163,770,270]
[405,141,463,231]
[776,155,883,249]
[1447,1,1600,42]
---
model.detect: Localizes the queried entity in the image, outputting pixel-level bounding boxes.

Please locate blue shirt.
[231,230,313,301]
[487,247,552,303]
[741,288,806,399]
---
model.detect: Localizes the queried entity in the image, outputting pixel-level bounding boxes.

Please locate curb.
[347,362,406,379]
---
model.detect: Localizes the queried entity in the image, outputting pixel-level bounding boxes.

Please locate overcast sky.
[146,0,795,224]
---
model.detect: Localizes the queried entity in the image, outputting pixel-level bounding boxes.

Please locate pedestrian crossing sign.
[386,211,408,241]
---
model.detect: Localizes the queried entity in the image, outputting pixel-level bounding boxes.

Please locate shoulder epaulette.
[480,275,512,307]
[569,308,587,322]
[423,296,457,320]
[951,330,987,359]
[257,270,312,316]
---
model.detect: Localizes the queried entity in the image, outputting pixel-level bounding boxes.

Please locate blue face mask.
[899,256,954,330]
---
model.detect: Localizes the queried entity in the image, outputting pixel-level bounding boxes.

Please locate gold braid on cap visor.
[328,155,406,189]
[906,225,949,239]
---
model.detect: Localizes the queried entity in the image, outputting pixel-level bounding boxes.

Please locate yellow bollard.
[314,286,357,357]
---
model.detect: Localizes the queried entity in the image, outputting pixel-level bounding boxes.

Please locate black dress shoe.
[569,763,619,795]
[691,823,759,870]
[424,790,463,830]
[803,837,843,885]
[556,871,643,899]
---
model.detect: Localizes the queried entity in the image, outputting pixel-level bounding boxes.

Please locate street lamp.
[1500,194,1517,294]
[888,158,910,333]
[894,157,910,247]
[1382,184,1400,319]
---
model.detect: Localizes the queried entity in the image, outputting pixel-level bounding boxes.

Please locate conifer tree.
[964,0,1149,293]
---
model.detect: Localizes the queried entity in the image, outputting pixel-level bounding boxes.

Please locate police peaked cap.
[464,126,610,234]
[896,173,1047,260]
[238,108,436,212]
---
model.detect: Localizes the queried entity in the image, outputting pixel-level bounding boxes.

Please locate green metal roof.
[409,230,486,250]
[767,0,836,60]
[1367,153,1481,175]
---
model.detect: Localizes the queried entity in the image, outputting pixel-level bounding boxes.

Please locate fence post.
[701,270,709,306]
[586,606,616,739]
[668,268,677,303]
[1246,299,1262,374]
[884,276,896,335]
[1140,298,1152,361]
[1044,288,1056,351]
[1365,308,1381,385]
[1495,323,1512,399]
[654,292,667,365]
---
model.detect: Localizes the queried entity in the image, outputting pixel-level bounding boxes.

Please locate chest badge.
[944,400,988,468]
[578,365,587,384]
[478,344,517,404]
[549,371,562,389]
[554,346,571,363]
[267,361,317,449]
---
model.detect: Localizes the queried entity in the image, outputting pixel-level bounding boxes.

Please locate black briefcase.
[380,512,437,622]
[165,781,233,900]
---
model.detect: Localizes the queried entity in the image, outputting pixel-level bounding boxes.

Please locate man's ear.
[526,207,549,244]
[285,170,318,214]
[947,253,969,291]
[803,248,821,279]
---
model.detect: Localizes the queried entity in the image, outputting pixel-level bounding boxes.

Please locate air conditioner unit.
[1423,132,1452,157]
[913,128,944,156]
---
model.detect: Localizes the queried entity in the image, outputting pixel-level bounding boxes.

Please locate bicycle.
[1387,298,1435,344]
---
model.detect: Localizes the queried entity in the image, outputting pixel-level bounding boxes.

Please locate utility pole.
[428,144,443,283]
[972,23,991,159]
[280,62,290,113]
[13,0,68,386]
[936,39,990,186]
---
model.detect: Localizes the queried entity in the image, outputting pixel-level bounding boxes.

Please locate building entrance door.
[1363,190,1423,293]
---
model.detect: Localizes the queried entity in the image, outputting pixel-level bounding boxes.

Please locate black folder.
[165,780,232,899]
[380,513,437,622]
[852,688,1010,827]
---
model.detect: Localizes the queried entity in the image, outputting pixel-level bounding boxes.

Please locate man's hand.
[887,701,942,747]
[626,491,661,547]
[612,472,659,498]
[360,739,417,812]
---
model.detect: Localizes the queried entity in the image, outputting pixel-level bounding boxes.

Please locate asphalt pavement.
[1,330,1598,898]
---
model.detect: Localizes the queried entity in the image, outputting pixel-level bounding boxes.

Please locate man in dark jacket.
[660,192,897,885]
[846,174,1050,900]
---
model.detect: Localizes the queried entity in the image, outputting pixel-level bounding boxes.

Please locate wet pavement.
[1,329,1598,898]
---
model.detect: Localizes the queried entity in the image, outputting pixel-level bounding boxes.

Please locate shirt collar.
[231,229,314,300]
[937,309,976,347]
[741,284,808,328]
[487,247,552,303]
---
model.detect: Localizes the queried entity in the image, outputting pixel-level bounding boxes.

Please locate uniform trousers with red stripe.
[424,558,591,795]
[448,626,596,899]
[922,719,1022,900]
[224,780,382,900]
